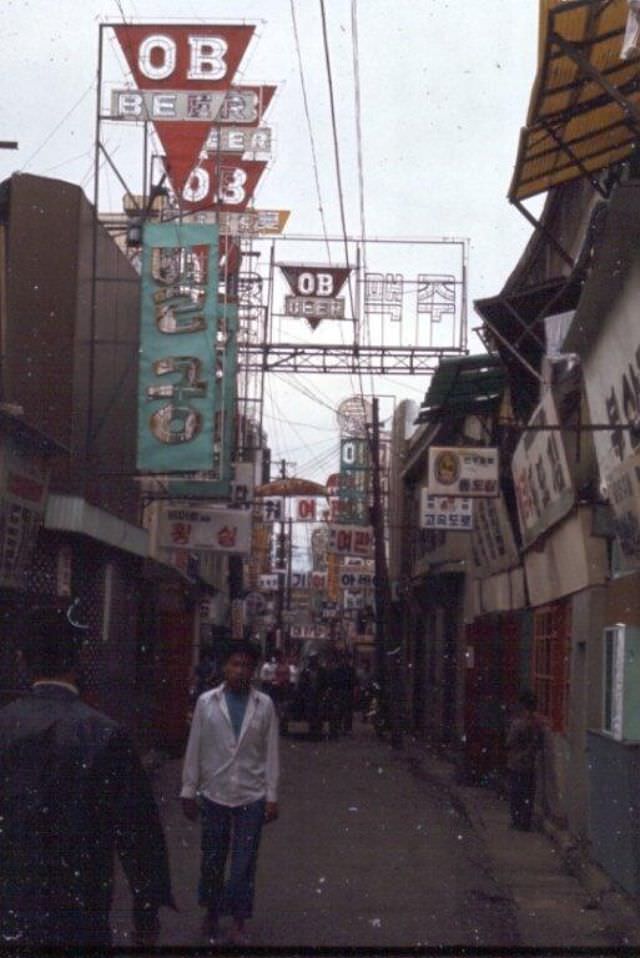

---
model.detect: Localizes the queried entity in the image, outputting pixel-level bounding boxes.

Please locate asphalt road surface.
[112,719,520,950]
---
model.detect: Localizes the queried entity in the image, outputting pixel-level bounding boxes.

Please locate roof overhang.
[510,0,640,203]
[563,179,640,353]
[44,494,149,558]
[0,408,67,455]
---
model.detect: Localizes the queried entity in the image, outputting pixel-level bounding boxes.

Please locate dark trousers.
[199,797,265,921]
[509,768,536,830]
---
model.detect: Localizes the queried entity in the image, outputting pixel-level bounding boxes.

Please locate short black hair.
[220,640,261,665]
[19,607,83,677]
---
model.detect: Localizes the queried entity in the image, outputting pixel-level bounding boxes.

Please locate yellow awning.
[509,0,640,202]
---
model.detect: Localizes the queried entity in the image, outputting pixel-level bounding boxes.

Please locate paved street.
[111,719,640,951]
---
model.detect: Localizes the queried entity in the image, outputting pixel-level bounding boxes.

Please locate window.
[532,600,571,733]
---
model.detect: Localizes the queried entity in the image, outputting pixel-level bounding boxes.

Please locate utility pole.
[370,398,403,749]
[274,458,288,652]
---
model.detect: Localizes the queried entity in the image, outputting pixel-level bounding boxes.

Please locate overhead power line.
[290,0,332,262]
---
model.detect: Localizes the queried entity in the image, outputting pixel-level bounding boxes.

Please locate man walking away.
[0,606,174,949]
[506,689,545,831]
[181,641,279,946]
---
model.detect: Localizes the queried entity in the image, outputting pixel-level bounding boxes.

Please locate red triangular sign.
[113,24,254,91]
[113,24,255,194]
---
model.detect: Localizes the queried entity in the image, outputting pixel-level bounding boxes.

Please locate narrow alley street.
[111,719,640,952]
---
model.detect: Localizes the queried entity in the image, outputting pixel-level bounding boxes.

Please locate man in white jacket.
[181,641,279,945]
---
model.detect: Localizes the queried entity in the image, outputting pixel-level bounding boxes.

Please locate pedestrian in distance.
[506,688,546,831]
[181,641,279,946]
[298,650,328,740]
[0,605,174,950]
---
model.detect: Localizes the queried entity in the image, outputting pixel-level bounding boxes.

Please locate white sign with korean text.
[339,570,373,589]
[259,573,281,592]
[581,263,640,492]
[603,451,640,569]
[470,494,520,577]
[511,391,574,548]
[158,504,252,554]
[419,491,473,532]
[259,498,283,523]
[295,498,318,522]
[427,447,498,498]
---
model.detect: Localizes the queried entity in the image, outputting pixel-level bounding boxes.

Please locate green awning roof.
[416,355,506,424]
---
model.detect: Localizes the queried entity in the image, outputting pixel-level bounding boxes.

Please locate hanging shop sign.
[419,491,473,531]
[427,446,498,498]
[259,573,281,592]
[231,462,255,506]
[470,494,520,577]
[113,24,255,195]
[602,452,640,569]
[581,275,640,484]
[280,265,352,329]
[295,498,319,522]
[327,524,374,557]
[0,434,50,590]
[511,391,574,549]
[157,503,251,554]
[137,222,223,472]
[339,570,373,589]
[336,396,372,439]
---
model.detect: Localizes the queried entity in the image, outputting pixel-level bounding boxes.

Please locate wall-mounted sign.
[512,392,574,548]
[419,491,473,531]
[0,435,50,590]
[427,446,498,498]
[137,222,222,472]
[602,452,640,569]
[157,503,251,554]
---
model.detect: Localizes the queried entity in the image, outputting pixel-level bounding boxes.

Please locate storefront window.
[532,600,571,733]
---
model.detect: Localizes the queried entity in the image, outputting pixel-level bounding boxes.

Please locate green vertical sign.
[137,222,220,473]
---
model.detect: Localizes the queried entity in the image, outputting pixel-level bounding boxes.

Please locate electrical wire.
[290,0,332,262]
[20,81,96,174]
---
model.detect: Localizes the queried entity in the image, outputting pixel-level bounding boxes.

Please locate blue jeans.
[199,797,266,921]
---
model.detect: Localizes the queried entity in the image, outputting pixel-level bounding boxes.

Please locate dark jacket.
[0,683,174,947]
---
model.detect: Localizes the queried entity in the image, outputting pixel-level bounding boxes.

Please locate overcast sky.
[0,0,541,510]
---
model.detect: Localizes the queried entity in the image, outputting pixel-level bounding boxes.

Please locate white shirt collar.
[32,679,79,695]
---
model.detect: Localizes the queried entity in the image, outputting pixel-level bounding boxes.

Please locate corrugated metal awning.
[510,0,640,202]
[415,355,506,424]
[45,494,149,558]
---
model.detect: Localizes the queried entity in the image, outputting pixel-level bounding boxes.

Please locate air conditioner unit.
[603,624,640,741]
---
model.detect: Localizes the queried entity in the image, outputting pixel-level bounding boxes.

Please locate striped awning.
[509,0,640,202]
